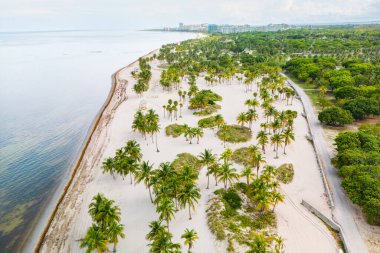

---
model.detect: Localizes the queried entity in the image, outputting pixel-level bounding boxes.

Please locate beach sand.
[39,51,338,253]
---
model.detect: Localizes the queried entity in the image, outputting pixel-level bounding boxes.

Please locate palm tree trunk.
[113,242,117,252]
[275,144,279,158]
[155,133,159,152]
[148,185,153,203]
[207,174,210,189]
[130,172,133,184]
[283,144,287,155]
[188,204,192,220]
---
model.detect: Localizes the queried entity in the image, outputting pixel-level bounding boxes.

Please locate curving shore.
[34,50,157,253]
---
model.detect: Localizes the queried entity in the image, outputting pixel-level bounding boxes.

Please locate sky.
[0,0,379,32]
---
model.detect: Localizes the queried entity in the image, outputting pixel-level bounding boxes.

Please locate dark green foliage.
[222,188,242,210]
[231,147,250,166]
[333,124,380,225]
[343,96,380,120]
[318,106,353,126]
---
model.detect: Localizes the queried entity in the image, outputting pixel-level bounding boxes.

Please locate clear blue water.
[0,30,198,252]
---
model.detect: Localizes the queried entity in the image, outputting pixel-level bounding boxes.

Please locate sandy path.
[39,55,338,253]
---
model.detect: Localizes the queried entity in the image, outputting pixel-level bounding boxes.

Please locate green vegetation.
[132,57,152,95]
[132,109,160,151]
[189,89,223,116]
[171,153,202,172]
[276,163,295,184]
[80,193,125,253]
[198,114,225,128]
[217,125,252,143]
[165,123,187,137]
[332,124,380,225]
[318,106,354,126]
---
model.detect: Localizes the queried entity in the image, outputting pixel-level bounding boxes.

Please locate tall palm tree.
[219,124,229,147]
[198,149,216,189]
[148,229,181,253]
[256,131,268,154]
[193,127,204,144]
[146,220,165,241]
[214,114,225,129]
[135,161,155,203]
[274,235,285,253]
[107,221,125,252]
[241,166,255,185]
[178,183,201,220]
[220,148,233,163]
[156,197,176,231]
[271,133,283,159]
[181,228,199,253]
[237,112,247,127]
[218,163,239,190]
[102,157,115,178]
[282,128,295,155]
[253,153,266,176]
[179,165,198,184]
[209,163,221,186]
[89,197,121,231]
[271,191,285,211]
[246,109,258,130]
[80,225,109,253]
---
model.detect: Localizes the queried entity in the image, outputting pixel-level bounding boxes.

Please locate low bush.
[165,123,187,137]
[231,147,250,166]
[193,104,221,116]
[222,188,242,210]
[318,106,353,126]
[276,163,294,184]
[217,125,252,143]
[171,153,202,171]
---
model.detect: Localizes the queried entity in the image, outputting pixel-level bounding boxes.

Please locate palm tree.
[135,161,155,203]
[148,229,181,253]
[209,163,221,186]
[178,183,201,220]
[282,128,295,155]
[181,228,199,253]
[241,166,255,185]
[271,133,283,159]
[220,148,233,163]
[219,124,229,147]
[253,153,266,176]
[237,112,247,127]
[271,191,285,211]
[80,225,109,253]
[256,131,268,154]
[107,221,125,252]
[89,196,121,231]
[245,109,258,130]
[198,149,216,189]
[256,191,271,212]
[102,157,115,178]
[179,165,198,184]
[151,122,161,152]
[193,127,204,144]
[274,235,285,253]
[156,197,176,230]
[245,98,259,110]
[146,220,165,241]
[214,114,225,129]
[218,162,239,189]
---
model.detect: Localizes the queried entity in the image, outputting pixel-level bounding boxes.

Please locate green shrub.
[231,147,250,166]
[276,163,294,184]
[171,153,202,171]
[165,123,186,137]
[222,188,242,210]
[193,104,221,116]
[198,114,225,128]
[217,125,252,143]
[318,106,353,126]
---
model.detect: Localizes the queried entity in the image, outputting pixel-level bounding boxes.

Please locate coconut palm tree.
[156,197,176,231]
[198,149,216,189]
[218,162,239,189]
[241,166,255,185]
[271,133,283,159]
[178,183,201,220]
[107,221,125,252]
[214,114,225,129]
[80,225,109,253]
[102,157,115,178]
[181,228,199,253]
[274,235,285,253]
[246,109,258,130]
[89,196,121,231]
[220,148,233,163]
[178,165,198,185]
[193,127,204,144]
[245,98,259,110]
[237,112,247,127]
[271,191,285,211]
[219,124,229,147]
[282,128,295,155]
[253,153,266,176]
[146,220,165,241]
[148,229,181,253]
[135,161,155,203]
[256,131,268,154]
[209,162,221,186]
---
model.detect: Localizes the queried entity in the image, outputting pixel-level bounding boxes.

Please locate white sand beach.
[40,51,338,253]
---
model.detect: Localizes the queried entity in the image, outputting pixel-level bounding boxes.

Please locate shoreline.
[32,49,157,253]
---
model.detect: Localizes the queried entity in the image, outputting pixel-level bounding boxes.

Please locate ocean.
[0,30,198,253]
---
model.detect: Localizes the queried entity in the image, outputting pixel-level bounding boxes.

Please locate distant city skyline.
[1,0,379,32]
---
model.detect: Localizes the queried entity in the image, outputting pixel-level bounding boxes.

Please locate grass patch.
[193,104,221,116]
[276,163,294,184]
[171,153,202,171]
[206,185,278,252]
[231,147,250,166]
[198,114,224,128]
[165,123,186,138]
[217,125,252,143]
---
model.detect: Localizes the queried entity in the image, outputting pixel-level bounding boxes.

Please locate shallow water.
[0,30,198,252]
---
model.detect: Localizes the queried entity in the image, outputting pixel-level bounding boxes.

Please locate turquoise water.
[0,30,197,252]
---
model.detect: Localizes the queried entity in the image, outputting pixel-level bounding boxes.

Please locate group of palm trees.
[80,193,125,253]
[101,140,142,183]
[162,99,183,121]
[132,109,160,152]
[132,57,152,96]
[146,220,198,253]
